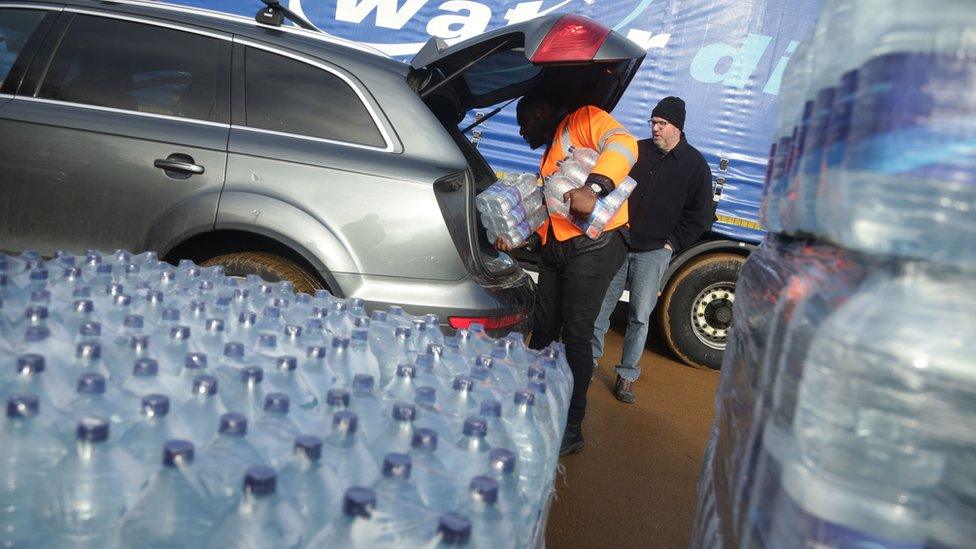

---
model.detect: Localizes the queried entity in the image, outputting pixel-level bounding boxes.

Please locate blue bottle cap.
[29,290,51,304]
[262,306,280,319]
[162,439,194,467]
[462,416,487,437]
[123,314,144,329]
[413,319,427,332]
[469,475,499,505]
[314,289,331,299]
[16,354,45,374]
[348,297,364,309]
[480,399,502,418]
[326,389,349,407]
[241,366,264,383]
[133,358,158,377]
[113,294,131,307]
[437,513,472,545]
[415,353,434,369]
[76,417,110,442]
[284,325,302,338]
[295,435,322,461]
[444,335,460,349]
[489,342,509,359]
[190,301,206,315]
[198,280,213,292]
[453,376,474,392]
[542,347,560,360]
[184,352,208,370]
[224,342,245,358]
[424,313,439,326]
[351,328,368,342]
[470,366,491,381]
[415,386,436,405]
[294,293,311,304]
[392,403,416,422]
[382,453,412,479]
[215,295,231,307]
[370,310,388,322]
[162,308,180,322]
[72,299,94,314]
[234,288,250,300]
[469,323,485,334]
[529,380,547,395]
[395,363,415,378]
[142,394,170,417]
[311,306,328,319]
[29,268,49,281]
[76,342,101,360]
[238,311,257,325]
[257,284,273,295]
[276,356,297,371]
[489,448,517,474]
[192,375,218,396]
[78,322,100,337]
[388,305,404,315]
[114,250,130,263]
[258,334,276,348]
[411,428,438,451]
[475,356,493,369]
[170,326,191,340]
[394,326,411,339]
[129,334,150,350]
[331,302,347,313]
[25,306,48,321]
[514,389,535,406]
[25,326,50,342]
[6,394,40,418]
[264,392,289,414]
[426,343,443,356]
[220,412,248,436]
[307,345,326,359]
[343,486,375,518]
[272,298,288,308]
[352,374,374,392]
[527,365,546,380]
[244,466,276,496]
[73,286,92,298]
[64,266,82,279]
[305,318,324,331]
[332,410,358,433]
[206,319,225,332]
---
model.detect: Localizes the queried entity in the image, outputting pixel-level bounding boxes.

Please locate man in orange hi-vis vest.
[496,91,637,455]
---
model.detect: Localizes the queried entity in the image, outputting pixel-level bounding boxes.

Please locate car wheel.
[659,253,744,370]
[199,252,324,295]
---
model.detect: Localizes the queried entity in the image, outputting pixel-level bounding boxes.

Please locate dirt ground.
[544,313,720,548]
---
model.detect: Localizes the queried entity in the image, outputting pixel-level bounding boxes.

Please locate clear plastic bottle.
[452,416,492,485]
[250,393,303,468]
[443,376,479,431]
[177,375,226,448]
[207,466,303,549]
[430,512,473,547]
[370,402,418,462]
[59,372,130,443]
[461,476,517,549]
[265,355,318,412]
[306,486,382,547]
[480,399,517,456]
[382,363,418,403]
[556,158,588,185]
[409,428,461,514]
[485,448,531,545]
[278,435,343,540]
[118,394,185,463]
[321,411,379,487]
[503,390,548,503]
[196,412,268,505]
[1,353,72,411]
[370,453,434,545]
[348,374,385,442]
[413,385,455,445]
[349,327,381,381]
[326,336,355,386]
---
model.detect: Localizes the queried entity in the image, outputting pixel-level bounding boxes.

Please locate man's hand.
[495,235,524,252]
[563,187,597,218]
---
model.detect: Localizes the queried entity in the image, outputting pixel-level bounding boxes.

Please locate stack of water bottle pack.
[693,1,976,547]
[543,146,637,239]
[0,249,574,548]
[476,172,547,248]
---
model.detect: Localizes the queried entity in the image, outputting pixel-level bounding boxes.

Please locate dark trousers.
[528,230,627,427]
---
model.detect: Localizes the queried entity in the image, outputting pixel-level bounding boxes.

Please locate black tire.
[659,253,745,370]
[199,252,324,295]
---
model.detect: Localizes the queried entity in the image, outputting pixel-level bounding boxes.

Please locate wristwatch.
[588,182,602,196]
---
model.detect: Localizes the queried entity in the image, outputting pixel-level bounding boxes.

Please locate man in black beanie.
[591,96,714,403]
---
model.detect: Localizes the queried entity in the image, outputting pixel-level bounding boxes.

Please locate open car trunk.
[413,14,645,280]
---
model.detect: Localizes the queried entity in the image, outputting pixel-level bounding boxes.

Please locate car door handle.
[154,155,205,176]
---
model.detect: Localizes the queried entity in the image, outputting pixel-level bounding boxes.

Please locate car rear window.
[0,8,46,87]
[37,14,225,122]
[243,46,385,148]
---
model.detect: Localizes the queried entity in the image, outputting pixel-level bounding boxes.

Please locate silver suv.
[0,0,644,334]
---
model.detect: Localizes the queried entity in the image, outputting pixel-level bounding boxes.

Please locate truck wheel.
[200,252,324,295]
[659,253,744,370]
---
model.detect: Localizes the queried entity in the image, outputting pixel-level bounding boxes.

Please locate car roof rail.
[255,0,321,33]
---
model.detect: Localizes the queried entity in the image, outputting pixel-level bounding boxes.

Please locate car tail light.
[529,14,611,64]
[448,311,528,330]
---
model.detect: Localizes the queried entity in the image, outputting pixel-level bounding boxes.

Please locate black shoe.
[613,375,636,404]
[559,424,584,456]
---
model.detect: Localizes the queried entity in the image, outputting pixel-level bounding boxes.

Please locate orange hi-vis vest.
[536,105,639,245]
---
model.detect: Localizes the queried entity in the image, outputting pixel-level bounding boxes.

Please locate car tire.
[659,253,744,370]
[200,252,324,294]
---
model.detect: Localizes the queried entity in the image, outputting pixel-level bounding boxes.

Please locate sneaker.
[613,374,636,404]
[559,423,584,456]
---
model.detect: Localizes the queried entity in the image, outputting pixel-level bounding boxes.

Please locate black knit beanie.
[652,96,686,131]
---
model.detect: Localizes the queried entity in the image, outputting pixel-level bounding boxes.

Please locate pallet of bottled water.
[693,1,976,547]
[0,249,573,548]
[476,173,547,248]
[543,147,636,239]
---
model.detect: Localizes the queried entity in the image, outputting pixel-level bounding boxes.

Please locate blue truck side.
[178,0,823,369]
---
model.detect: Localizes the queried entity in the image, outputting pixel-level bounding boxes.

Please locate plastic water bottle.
[480,399,517,453]
[349,328,381,381]
[306,486,381,547]
[504,390,548,500]
[486,448,531,545]
[348,374,384,441]
[474,354,517,395]
[38,417,148,547]
[377,327,415,385]
[118,439,216,547]
[443,376,479,430]
[460,476,516,549]
[232,310,261,346]
[414,352,449,394]
[221,366,266,422]
[321,388,350,427]
[438,338,474,377]
[370,402,418,461]
[409,428,461,513]
[265,355,318,412]
[325,301,354,336]
[207,466,303,549]
[177,375,226,448]
[0,394,67,547]
[158,326,194,375]
[196,412,268,504]
[1,353,72,411]
[413,385,455,445]
[299,344,336,402]
[321,411,379,487]
[59,372,130,442]
[250,393,303,467]
[430,512,473,547]
[326,336,354,386]
[370,453,434,545]
[381,363,418,403]
[556,158,588,185]
[526,380,558,451]
[278,435,343,540]
[118,394,184,463]
[452,416,492,485]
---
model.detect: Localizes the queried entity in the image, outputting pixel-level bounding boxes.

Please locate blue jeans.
[591,247,672,382]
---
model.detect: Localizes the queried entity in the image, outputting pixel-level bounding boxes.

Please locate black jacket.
[626,136,713,252]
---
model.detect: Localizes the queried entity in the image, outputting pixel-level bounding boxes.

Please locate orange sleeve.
[566,106,638,186]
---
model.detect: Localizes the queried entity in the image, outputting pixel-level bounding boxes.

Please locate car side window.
[37,14,226,122]
[244,46,385,148]
[0,9,46,87]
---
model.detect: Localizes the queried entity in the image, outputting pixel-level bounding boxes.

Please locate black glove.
[584,173,614,197]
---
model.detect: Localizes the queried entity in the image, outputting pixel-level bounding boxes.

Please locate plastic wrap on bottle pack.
[0,248,572,548]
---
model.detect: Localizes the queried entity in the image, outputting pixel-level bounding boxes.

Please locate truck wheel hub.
[691,282,735,350]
